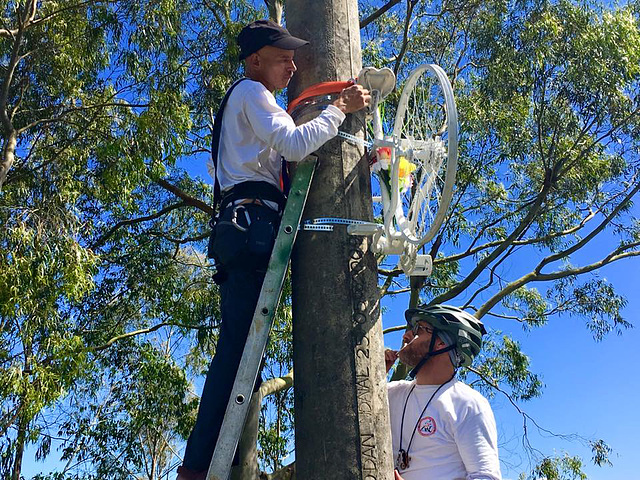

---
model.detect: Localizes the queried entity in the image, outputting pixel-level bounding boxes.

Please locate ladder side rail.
[206,156,318,480]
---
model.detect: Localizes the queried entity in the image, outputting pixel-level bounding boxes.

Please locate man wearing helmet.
[384,304,501,480]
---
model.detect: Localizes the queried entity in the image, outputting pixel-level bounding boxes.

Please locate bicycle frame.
[360,64,458,276]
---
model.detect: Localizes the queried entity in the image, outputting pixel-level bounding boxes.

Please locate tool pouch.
[246,205,280,257]
[209,203,280,277]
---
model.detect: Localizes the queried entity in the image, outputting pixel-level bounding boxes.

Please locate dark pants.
[182,204,277,472]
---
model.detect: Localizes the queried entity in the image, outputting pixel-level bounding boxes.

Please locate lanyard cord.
[397,373,456,470]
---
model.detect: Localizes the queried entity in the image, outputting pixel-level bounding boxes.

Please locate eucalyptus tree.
[1,0,639,479]
[361,0,639,475]
[0,1,255,478]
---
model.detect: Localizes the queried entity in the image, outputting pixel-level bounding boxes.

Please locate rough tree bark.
[285,1,394,479]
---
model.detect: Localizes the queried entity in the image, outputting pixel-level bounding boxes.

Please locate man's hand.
[385,348,398,374]
[333,84,371,114]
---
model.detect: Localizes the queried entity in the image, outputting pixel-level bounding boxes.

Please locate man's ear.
[248,52,260,69]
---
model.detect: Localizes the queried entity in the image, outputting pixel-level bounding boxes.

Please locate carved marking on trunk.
[349,235,381,479]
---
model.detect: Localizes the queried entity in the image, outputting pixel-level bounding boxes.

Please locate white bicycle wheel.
[392,64,458,247]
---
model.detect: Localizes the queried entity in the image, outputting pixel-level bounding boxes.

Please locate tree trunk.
[11,416,27,480]
[285,1,394,479]
[0,128,17,190]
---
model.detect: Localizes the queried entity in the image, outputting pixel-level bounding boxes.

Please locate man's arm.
[456,407,502,480]
[243,83,370,161]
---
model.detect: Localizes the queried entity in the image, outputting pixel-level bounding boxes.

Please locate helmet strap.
[408,329,457,379]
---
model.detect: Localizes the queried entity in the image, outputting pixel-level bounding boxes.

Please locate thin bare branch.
[382,324,406,335]
[477,241,640,318]
[431,166,557,306]
[91,202,187,249]
[464,244,514,309]
[91,321,211,353]
[468,365,583,450]
[393,0,418,76]
[536,179,640,272]
[16,101,150,134]
[436,208,596,266]
[385,287,411,296]
[379,268,402,297]
[154,178,214,215]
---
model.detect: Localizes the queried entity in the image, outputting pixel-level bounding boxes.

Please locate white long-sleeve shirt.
[207,78,346,192]
[388,379,501,480]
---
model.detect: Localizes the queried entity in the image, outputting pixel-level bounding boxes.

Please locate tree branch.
[464,244,514,309]
[359,0,402,29]
[264,0,283,24]
[431,166,557,306]
[259,370,294,397]
[536,179,640,272]
[16,101,150,135]
[385,288,411,295]
[393,0,418,76]
[91,321,212,353]
[468,365,581,453]
[436,207,595,266]
[154,178,214,215]
[202,0,227,26]
[477,241,640,318]
[0,1,30,189]
[91,202,187,249]
[0,0,36,38]
[379,268,402,297]
[383,324,406,335]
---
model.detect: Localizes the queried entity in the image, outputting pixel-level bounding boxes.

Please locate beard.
[398,339,430,367]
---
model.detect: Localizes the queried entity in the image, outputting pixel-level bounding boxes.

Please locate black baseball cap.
[237,19,309,60]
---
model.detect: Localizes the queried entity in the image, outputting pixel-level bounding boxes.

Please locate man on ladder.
[177,19,370,480]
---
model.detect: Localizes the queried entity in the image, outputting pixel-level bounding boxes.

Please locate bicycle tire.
[392,64,458,248]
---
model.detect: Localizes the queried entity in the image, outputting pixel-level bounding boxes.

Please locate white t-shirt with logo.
[387,379,501,480]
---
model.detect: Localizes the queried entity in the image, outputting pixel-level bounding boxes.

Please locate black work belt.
[219,181,287,213]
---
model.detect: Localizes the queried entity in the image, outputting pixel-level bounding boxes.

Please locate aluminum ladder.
[206,156,317,480]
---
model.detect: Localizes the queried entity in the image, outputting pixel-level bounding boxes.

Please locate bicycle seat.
[357,67,396,100]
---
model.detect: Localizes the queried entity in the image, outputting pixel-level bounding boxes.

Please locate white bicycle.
[288,65,458,276]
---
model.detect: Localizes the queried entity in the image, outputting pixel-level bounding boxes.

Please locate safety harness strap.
[219,180,287,213]
[211,78,249,214]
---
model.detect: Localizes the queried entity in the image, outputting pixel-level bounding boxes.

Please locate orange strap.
[287,80,354,113]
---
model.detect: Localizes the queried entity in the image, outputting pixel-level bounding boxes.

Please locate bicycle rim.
[392,64,458,247]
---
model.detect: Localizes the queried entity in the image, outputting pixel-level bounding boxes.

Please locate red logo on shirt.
[417,416,437,436]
